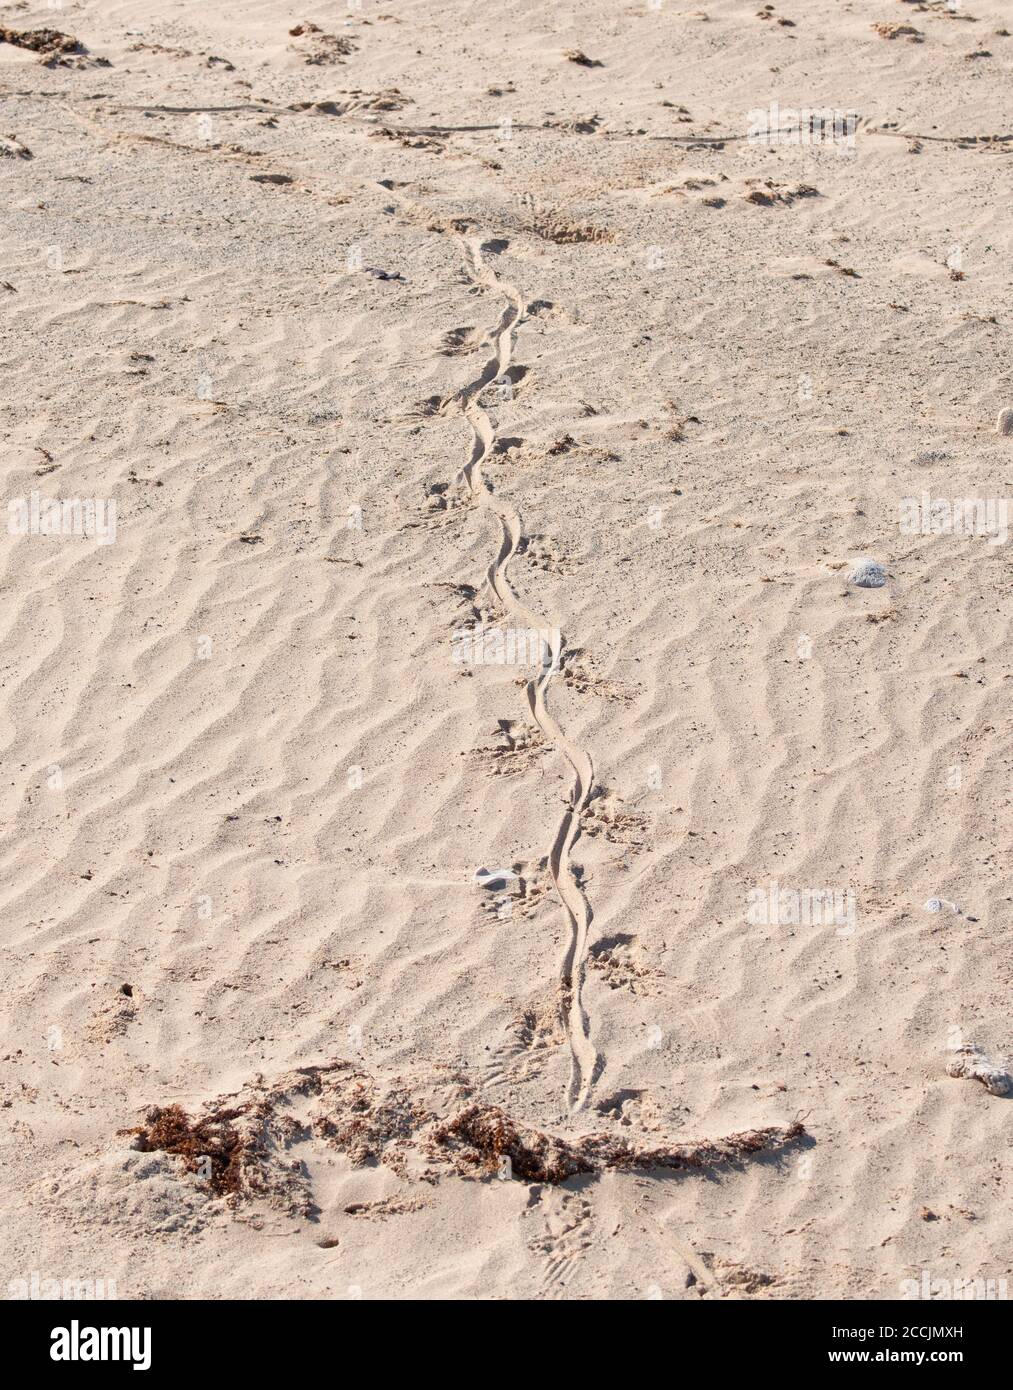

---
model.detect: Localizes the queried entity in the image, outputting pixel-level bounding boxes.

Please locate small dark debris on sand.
[289,21,356,64]
[871,22,924,42]
[564,49,603,67]
[548,434,577,455]
[744,182,819,208]
[0,135,32,160]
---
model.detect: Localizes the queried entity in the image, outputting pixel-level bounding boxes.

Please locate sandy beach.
[1,0,1011,1302]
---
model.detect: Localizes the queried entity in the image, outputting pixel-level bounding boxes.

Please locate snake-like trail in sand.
[452,236,600,1113]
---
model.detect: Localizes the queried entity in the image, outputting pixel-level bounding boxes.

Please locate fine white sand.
[2,0,1011,1301]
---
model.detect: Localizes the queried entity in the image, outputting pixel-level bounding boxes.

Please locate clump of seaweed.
[429,1103,806,1182]
[121,1088,315,1212]
[123,1062,808,1211]
[123,1103,249,1196]
[605,1121,808,1172]
[0,25,107,68]
[0,26,79,56]
[430,1105,596,1183]
[311,1072,430,1174]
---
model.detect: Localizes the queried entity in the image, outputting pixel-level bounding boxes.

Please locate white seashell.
[474,867,518,890]
[848,559,888,588]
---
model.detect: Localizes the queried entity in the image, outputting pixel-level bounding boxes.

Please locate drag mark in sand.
[450,235,600,1113]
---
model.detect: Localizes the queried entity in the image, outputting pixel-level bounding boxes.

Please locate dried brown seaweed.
[430,1105,595,1183]
[0,26,79,55]
[123,1103,248,1196]
[124,1062,809,1209]
[430,1103,806,1182]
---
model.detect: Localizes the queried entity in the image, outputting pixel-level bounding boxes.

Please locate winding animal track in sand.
[54,125,592,1119]
[451,235,600,1113]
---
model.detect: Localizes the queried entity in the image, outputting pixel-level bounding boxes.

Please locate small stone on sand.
[848,560,887,588]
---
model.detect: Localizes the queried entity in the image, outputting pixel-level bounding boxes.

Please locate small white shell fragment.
[997,407,1013,437]
[848,559,888,588]
[924,897,960,915]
